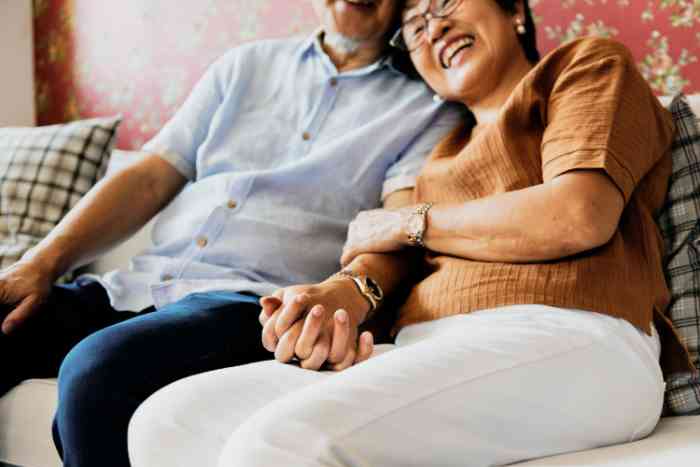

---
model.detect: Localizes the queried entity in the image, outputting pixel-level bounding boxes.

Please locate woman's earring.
[433,94,444,103]
[515,18,526,35]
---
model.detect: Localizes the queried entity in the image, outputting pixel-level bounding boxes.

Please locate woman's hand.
[259,280,374,371]
[340,206,414,266]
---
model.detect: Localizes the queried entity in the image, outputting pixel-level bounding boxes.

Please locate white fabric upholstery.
[515,415,700,466]
[0,379,60,467]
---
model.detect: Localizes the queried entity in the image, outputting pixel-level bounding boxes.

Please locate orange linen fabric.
[398,37,694,375]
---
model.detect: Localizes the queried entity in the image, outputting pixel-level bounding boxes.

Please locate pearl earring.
[433,94,444,103]
[515,18,526,35]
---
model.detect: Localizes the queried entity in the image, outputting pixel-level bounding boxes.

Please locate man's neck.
[321,32,386,73]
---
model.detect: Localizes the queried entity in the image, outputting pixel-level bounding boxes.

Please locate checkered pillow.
[657,94,700,415]
[0,116,120,274]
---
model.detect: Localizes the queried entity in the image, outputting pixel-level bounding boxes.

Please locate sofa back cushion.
[657,94,700,415]
[0,117,120,276]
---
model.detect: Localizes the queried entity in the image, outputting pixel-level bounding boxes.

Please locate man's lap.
[0,281,270,395]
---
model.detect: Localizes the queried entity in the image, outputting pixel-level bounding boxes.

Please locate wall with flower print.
[34,0,700,150]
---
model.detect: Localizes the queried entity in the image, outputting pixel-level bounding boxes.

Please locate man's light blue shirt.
[85,33,461,311]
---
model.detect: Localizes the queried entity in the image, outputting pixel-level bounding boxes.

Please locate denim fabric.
[0,282,269,467]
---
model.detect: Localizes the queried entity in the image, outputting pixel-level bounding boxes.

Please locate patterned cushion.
[0,117,120,274]
[657,94,700,415]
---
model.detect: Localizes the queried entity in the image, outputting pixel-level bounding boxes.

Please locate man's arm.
[0,154,187,333]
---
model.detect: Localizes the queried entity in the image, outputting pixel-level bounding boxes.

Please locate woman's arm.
[424,170,625,262]
[342,169,624,265]
[260,188,422,371]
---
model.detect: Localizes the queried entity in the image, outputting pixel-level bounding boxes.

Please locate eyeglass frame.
[389,0,465,53]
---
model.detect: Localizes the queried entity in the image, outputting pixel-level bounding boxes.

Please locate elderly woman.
[128,0,693,466]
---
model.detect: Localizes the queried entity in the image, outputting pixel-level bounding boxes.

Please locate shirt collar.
[297,29,403,77]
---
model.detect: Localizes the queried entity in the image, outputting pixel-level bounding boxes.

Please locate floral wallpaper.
[34,0,700,149]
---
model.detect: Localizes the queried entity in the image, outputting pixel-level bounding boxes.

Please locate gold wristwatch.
[332,269,384,319]
[406,202,433,248]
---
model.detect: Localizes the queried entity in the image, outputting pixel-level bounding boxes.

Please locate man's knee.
[57,327,133,407]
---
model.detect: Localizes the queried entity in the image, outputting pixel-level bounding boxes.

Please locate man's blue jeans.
[0,281,270,467]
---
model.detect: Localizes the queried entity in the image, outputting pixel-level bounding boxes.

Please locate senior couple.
[0,0,692,466]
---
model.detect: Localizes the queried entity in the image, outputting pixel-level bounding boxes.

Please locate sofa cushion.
[0,117,120,275]
[0,378,61,467]
[513,414,700,466]
[657,94,700,415]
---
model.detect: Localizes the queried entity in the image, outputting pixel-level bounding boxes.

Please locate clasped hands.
[259,280,375,371]
[259,205,416,372]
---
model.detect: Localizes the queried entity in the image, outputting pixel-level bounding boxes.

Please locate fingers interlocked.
[258,287,374,372]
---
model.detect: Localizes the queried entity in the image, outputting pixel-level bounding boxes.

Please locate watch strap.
[330,269,382,318]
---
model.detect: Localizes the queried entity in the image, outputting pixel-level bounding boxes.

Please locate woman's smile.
[438,34,476,69]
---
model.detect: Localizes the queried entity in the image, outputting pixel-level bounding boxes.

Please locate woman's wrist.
[403,203,433,248]
[322,276,372,324]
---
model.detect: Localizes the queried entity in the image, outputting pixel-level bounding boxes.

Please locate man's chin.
[323,32,363,54]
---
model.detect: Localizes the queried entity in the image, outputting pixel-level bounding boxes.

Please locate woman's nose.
[426,15,451,45]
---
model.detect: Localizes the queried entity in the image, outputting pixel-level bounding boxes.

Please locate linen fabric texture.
[400,37,693,376]
[0,117,120,274]
[657,94,700,415]
[81,33,462,313]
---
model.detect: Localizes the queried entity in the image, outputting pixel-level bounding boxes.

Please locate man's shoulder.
[216,35,310,67]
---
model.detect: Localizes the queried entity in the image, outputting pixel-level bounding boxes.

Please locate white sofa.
[1,97,700,467]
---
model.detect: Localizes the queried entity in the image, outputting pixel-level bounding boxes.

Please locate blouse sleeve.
[540,38,675,204]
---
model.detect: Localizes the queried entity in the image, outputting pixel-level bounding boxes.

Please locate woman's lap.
[128,306,664,467]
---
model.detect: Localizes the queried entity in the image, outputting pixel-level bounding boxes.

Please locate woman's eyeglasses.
[390,0,464,52]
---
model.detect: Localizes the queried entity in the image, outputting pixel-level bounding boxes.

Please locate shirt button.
[330,78,338,87]
[196,236,208,248]
[302,131,311,141]
[227,199,238,209]
[162,274,174,281]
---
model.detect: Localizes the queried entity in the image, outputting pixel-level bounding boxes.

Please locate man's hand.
[259,280,374,371]
[0,259,55,334]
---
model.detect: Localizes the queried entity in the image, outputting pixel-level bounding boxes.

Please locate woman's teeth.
[443,36,475,69]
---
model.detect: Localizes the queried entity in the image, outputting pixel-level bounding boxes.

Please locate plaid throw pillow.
[0,116,120,274]
[657,94,700,415]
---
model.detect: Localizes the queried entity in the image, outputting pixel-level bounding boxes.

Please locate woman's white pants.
[128,306,665,467]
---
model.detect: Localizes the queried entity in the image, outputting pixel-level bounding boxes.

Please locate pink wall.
[34,0,700,149]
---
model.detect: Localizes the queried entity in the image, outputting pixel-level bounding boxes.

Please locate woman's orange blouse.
[399,37,694,375]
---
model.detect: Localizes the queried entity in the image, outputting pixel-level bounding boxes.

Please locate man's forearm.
[23,155,186,279]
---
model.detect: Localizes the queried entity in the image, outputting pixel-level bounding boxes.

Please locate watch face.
[365,277,384,300]
[407,213,424,237]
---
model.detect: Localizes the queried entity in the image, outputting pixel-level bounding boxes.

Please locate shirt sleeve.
[142,50,240,181]
[381,104,462,200]
[540,38,675,204]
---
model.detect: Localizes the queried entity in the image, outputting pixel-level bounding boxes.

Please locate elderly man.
[0,0,457,466]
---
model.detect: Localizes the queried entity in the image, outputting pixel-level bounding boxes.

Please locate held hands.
[340,206,414,266]
[259,280,374,371]
[0,259,55,334]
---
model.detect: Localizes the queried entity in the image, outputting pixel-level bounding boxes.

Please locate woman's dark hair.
[494,0,540,64]
[390,0,540,78]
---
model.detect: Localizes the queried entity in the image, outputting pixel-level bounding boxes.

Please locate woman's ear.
[512,0,525,18]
